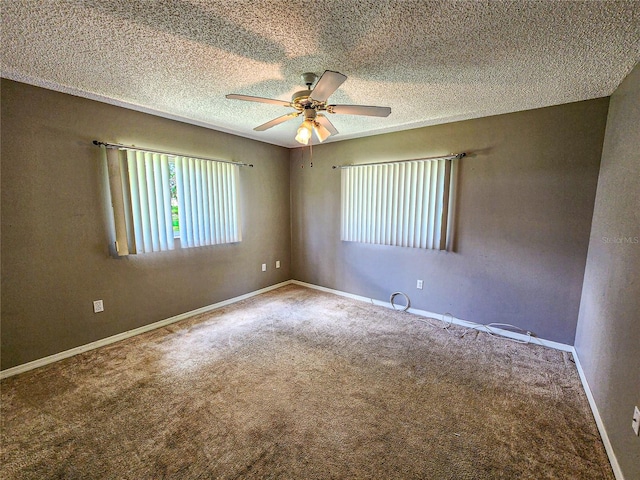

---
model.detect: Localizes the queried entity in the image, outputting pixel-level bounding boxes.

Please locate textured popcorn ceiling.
[2,1,639,148]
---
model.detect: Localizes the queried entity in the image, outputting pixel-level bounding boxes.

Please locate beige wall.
[290,99,609,344]
[1,79,291,370]
[575,63,640,479]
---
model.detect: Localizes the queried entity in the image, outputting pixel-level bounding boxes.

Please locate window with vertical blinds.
[106,147,241,255]
[340,159,452,250]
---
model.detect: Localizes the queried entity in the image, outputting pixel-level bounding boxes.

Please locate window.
[340,158,453,250]
[105,147,241,255]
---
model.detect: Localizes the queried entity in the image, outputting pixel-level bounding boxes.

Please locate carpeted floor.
[1,284,613,479]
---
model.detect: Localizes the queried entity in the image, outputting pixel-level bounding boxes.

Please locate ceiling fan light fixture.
[313,121,331,142]
[295,120,313,145]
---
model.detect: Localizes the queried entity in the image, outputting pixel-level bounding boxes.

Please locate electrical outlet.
[261,263,267,272]
[416,280,423,290]
[633,406,640,436]
[93,300,104,313]
[276,260,281,269]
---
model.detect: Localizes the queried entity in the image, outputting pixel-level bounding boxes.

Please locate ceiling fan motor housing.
[292,73,321,109]
[292,89,313,107]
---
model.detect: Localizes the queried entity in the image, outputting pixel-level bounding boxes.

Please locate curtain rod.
[332,152,466,169]
[93,141,253,167]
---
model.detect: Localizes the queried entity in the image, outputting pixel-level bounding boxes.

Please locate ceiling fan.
[226,71,391,145]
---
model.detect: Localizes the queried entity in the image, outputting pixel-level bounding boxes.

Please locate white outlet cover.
[93,300,104,313]
[261,263,267,272]
[276,260,281,268]
[417,280,423,289]
[633,406,640,436]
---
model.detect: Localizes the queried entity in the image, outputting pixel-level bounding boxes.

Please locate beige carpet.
[1,284,613,479]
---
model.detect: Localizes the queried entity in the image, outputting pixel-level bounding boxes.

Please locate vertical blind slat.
[426,161,436,249]
[222,163,231,243]
[385,165,392,245]
[203,161,211,245]
[230,164,241,242]
[414,161,424,248]
[181,158,193,247]
[159,156,173,250]
[439,159,452,251]
[136,152,151,251]
[188,158,197,246]
[213,162,223,244]
[106,148,130,255]
[422,163,431,249]
[197,159,204,245]
[376,167,382,243]
[435,160,444,248]
[148,154,160,251]
[351,168,357,243]
[341,169,347,240]
[175,156,186,246]
[396,163,403,246]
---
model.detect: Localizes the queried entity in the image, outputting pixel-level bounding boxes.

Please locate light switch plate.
[632,406,640,436]
[261,263,267,272]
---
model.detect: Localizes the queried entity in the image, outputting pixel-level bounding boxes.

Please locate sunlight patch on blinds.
[174,157,241,248]
[341,159,451,250]
[106,149,242,255]
[126,150,174,253]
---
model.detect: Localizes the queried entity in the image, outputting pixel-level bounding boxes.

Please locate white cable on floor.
[482,323,532,344]
[386,291,533,344]
[442,312,454,330]
[389,292,411,311]
[460,321,532,344]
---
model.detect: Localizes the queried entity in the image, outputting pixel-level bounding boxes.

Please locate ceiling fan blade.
[254,112,300,131]
[316,114,338,135]
[226,94,292,107]
[328,104,391,117]
[310,70,347,102]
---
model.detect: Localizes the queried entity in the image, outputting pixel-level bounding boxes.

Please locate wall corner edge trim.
[572,349,625,480]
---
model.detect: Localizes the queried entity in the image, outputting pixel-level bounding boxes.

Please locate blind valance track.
[93,141,253,168]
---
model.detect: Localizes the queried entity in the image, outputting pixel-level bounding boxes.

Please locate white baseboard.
[291,280,573,351]
[0,279,570,379]
[0,280,294,380]
[572,350,624,480]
